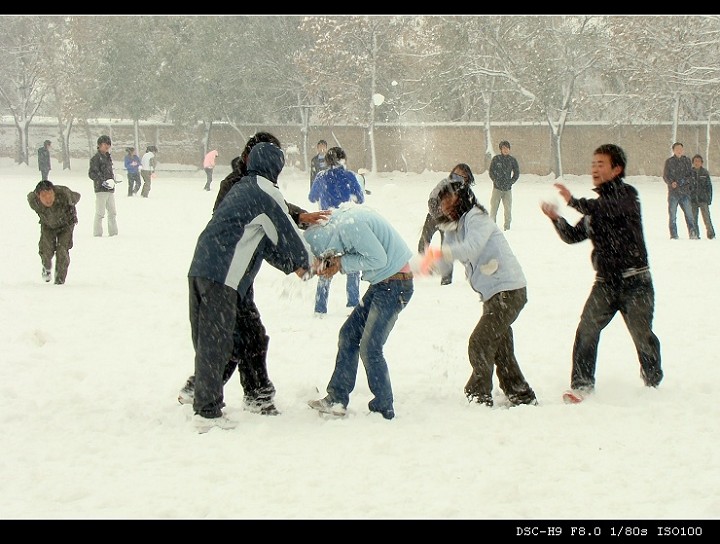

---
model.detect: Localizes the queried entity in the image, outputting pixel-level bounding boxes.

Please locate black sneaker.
[244,397,280,416]
[507,392,538,407]
[467,392,493,407]
[440,277,452,286]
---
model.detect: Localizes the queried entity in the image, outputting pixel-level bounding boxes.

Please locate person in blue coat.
[305,205,414,420]
[124,147,142,196]
[187,142,314,432]
[308,146,365,315]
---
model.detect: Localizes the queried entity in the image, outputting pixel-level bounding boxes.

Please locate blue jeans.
[326,278,413,415]
[668,190,697,238]
[314,272,361,313]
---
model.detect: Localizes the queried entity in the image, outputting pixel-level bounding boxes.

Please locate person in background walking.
[309,139,328,189]
[690,154,715,240]
[140,145,157,198]
[124,147,142,197]
[27,180,81,285]
[38,140,52,181]
[430,176,537,408]
[540,144,662,404]
[88,135,119,237]
[203,149,219,191]
[308,146,365,315]
[488,140,520,231]
[663,142,698,240]
[418,163,475,285]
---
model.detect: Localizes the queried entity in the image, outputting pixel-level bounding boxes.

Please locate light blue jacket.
[440,206,526,301]
[304,204,412,285]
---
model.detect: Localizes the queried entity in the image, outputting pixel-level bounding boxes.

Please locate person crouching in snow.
[431,176,537,408]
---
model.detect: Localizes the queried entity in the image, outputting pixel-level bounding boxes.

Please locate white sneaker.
[193,413,237,433]
[42,267,51,282]
[307,397,347,417]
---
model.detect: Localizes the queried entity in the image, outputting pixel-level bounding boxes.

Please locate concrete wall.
[4,119,719,177]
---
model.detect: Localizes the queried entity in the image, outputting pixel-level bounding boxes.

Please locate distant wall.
[3,119,719,177]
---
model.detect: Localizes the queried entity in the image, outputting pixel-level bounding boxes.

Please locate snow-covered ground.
[1,156,718,520]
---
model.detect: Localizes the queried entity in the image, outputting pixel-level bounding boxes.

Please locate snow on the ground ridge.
[0,157,718,520]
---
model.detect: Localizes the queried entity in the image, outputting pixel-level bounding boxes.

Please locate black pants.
[571,273,662,390]
[465,287,534,400]
[188,278,274,417]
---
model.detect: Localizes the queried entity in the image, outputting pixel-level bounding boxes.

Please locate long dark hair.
[435,179,487,223]
[240,132,281,176]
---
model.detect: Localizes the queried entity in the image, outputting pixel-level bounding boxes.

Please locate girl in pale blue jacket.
[431,177,537,409]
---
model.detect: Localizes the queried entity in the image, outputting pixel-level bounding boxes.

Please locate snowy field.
[0,155,718,520]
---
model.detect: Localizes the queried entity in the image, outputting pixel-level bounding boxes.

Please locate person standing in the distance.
[488,140,520,231]
[38,140,52,181]
[540,144,663,404]
[418,163,475,286]
[309,139,328,190]
[663,142,698,240]
[124,147,142,197]
[305,205,415,420]
[308,146,365,316]
[203,149,219,191]
[88,135,119,237]
[186,142,315,433]
[690,154,715,240]
[27,180,81,285]
[429,176,537,408]
[140,145,157,198]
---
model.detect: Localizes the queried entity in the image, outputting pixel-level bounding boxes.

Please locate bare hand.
[553,182,572,204]
[540,201,560,220]
[298,210,332,226]
[313,255,341,278]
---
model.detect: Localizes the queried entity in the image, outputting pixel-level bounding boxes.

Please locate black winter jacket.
[489,154,520,191]
[88,150,115,193]
[550,177,650,284]
[663,155,693,195]
[690,166,713,205]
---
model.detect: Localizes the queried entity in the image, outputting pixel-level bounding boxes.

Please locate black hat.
[97,135,112,146]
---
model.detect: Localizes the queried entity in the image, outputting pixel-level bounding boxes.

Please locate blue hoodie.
[308,166,365,209]
[188,142,311,296]
[304,205,412,285]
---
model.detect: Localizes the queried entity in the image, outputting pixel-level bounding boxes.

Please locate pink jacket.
[203,150,218,169]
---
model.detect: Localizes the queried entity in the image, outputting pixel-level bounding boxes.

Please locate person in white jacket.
[431,176,537,408]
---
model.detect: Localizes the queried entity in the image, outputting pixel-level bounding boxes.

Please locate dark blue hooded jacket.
[188,142,311,296]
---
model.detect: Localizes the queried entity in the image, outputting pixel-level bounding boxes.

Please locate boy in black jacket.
[540,144,662,403]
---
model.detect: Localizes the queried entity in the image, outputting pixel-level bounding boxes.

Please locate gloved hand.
[314,255,341,278]
[102,179,116,190]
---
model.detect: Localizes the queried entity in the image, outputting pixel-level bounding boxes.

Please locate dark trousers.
[189,278,274,417]
[39,224,74,283]
[204,168,213,189]
[40,168,50,180]
[465,287,534,400]
[127,172,141,195]
[571,273,662,390]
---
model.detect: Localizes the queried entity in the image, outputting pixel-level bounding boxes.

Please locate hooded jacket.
[304,205,412,285]
[308,165,365,209]
[434,177,526,301]
[188,142,312,296]
[549,176,649,283]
